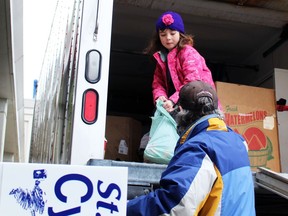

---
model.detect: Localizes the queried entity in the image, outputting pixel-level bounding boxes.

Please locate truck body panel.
[30,0,113,165]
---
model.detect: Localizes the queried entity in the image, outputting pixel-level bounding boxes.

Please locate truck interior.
[107,0,288,128]
[104,1,288,214]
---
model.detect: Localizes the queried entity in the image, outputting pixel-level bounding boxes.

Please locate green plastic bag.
[144,100,179,164]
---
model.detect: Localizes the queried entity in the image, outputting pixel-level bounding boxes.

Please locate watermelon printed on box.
[216,81,281,172]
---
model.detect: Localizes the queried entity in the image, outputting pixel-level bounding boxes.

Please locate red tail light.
[82,89,98,124]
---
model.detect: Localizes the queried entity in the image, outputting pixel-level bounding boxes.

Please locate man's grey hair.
[175,97,224,135]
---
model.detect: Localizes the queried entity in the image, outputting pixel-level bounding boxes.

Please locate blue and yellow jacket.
[127,114,255,216]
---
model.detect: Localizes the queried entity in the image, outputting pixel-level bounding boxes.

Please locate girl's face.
[159,29,180,51]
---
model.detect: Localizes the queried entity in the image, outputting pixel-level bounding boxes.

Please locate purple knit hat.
[156,11,185,33]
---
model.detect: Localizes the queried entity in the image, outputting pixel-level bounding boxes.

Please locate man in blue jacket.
[127,80,255,215]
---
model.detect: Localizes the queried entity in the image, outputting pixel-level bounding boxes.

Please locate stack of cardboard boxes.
[104,115,143,162]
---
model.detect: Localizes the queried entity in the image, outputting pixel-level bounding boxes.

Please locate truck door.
[29,0,114,165]
[71,0,114,164]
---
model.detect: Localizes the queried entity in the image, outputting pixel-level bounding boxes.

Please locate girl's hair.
[143,31,194,55]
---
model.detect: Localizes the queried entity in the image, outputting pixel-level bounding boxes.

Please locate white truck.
[29,0,288,213]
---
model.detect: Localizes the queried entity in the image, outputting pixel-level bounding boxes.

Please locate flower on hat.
[162,14,174,26]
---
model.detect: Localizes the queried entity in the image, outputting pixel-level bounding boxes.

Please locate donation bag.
[144,100,179,164]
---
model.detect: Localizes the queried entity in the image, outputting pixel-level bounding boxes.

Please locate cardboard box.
[0,162,127,215]
[105,116,142,162]
[216,82,281,172]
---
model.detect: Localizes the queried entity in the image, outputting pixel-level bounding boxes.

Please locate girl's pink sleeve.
[178,46,222,110]
[152,64,167,103]
[180,47,206,83]
[168,46,216,104]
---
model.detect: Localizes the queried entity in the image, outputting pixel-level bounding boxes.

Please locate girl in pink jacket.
[145,11,218,112]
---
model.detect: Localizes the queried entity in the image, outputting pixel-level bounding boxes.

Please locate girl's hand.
[163,100,175,112]
[157,96,167,102]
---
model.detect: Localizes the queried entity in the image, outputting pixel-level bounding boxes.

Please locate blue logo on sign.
[9,169,47,215]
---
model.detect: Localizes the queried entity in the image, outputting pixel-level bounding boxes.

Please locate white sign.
[0,162,128,215]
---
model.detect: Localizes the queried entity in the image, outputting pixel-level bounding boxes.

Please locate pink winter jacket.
[152,45,217,105]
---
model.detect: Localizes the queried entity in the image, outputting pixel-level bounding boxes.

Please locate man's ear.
[178,105,183,111]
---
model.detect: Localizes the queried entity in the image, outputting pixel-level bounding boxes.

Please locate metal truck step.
[87,159,167,199]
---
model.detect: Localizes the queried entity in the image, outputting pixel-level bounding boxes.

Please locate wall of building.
[23,99,34,163]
